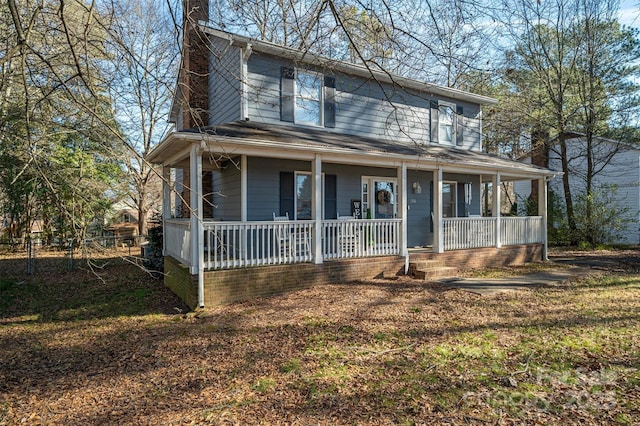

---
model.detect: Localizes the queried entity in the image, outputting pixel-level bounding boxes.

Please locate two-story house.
[149,0,555,308]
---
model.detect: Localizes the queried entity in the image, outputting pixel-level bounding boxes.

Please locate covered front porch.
[165,215,545,271]
[150,122,553,307]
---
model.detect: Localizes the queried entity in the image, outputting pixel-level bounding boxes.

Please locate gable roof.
[198,25,498,107]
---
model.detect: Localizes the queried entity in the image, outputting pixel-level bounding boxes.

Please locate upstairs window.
[439,103,455,144]
[281,67,335,128]
[430,100,464,146]
[296,71,322,126]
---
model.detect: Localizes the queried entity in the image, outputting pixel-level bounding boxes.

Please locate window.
[431,101,464,146]
[439,103,455,145]
[442,181,457,218]
[280,67,336,128]
[280,172,336,220]
[295,71,322,126]
[295,172,313,220]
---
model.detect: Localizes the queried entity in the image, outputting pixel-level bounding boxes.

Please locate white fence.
[164,219,192,265]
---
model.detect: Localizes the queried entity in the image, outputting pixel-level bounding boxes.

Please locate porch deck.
[164,216,544,271]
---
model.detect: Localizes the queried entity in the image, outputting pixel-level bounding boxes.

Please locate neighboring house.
[149,0,554,308]
[515,134,640,245]
[105,208,139,242]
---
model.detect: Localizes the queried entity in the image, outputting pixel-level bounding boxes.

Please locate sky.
[619,0,640,28]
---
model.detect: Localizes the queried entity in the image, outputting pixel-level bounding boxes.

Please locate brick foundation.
[164,244,543,309]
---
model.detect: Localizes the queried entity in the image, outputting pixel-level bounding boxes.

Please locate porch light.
[412,181,422,194]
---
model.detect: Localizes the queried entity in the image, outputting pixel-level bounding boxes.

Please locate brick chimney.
[181,0,209,130]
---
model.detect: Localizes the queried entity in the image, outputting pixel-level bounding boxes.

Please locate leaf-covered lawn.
[1,250,639,425]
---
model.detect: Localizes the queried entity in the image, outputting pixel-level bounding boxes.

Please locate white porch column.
[189,143,205,307]
[538,177,548,260]
[240,155,248,221]
[492,173,501,248]
[398,163,408,258]
[162,166,171,256]
[433,168,444,253]
[312,155,323,264]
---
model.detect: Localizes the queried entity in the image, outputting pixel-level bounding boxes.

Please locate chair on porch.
[337,214,359,255]
[273,212,292,257]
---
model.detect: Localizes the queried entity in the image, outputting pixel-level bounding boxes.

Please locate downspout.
[399,163,408,273]
[240,43,252,121]
[190,143,205,308]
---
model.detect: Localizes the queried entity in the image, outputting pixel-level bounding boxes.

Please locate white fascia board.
[198,25,498,106]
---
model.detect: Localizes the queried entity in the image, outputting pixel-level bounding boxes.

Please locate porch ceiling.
[149,121,556,180]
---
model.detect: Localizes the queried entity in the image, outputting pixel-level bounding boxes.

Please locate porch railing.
[165,216,543,270]
[164,219,192,265]
[203,220,314,270]
[443,216,544,251]
[501,216,544,245]
[443,217,496,250]
[322,219,401,260]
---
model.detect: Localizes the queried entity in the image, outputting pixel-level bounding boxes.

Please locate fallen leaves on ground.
[0,249,639,425]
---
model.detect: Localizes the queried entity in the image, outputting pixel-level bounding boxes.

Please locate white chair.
[337,214,359,255]
[273,212,291,257]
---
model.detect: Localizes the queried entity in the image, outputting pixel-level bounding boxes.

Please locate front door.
[361,177,397,219]
[443,181,457,218]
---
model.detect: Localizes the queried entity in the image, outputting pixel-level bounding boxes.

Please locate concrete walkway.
[438,265,596,296]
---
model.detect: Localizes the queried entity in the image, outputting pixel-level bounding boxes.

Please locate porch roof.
[149,121,557,181]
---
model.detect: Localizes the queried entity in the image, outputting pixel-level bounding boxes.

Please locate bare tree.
[101,0,180,237]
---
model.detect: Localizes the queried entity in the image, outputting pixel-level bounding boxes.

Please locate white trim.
[493,174,502,248]
[434,169,444,253]
[312,155,323,264]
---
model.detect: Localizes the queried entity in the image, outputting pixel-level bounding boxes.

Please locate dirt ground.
[1,248,639,425]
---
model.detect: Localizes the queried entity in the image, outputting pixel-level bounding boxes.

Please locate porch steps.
[408,260,457,281]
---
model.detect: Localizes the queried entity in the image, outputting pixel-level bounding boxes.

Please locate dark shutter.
[280,67,295,122]
[279,171,294,217]
[457,182,466,217]
[324,76,336,128]
[324,174,337,219]
[430,100,439,143]
[456,105,464,146]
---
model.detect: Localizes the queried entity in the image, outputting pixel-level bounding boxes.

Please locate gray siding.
[547,138,640,244]
[406,170,433,247]
[247,157,310,220]
[212,160,242,220]
[209,37,242,126]
[244,51,483,150]
[442,173,482,216]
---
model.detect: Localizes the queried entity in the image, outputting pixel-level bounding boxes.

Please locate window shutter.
[280,67,295,122]
[324,76,336,128]
[324,174,337,219]
[279,171,294,217]
[456,105,464,146]
[430,100,439,143]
